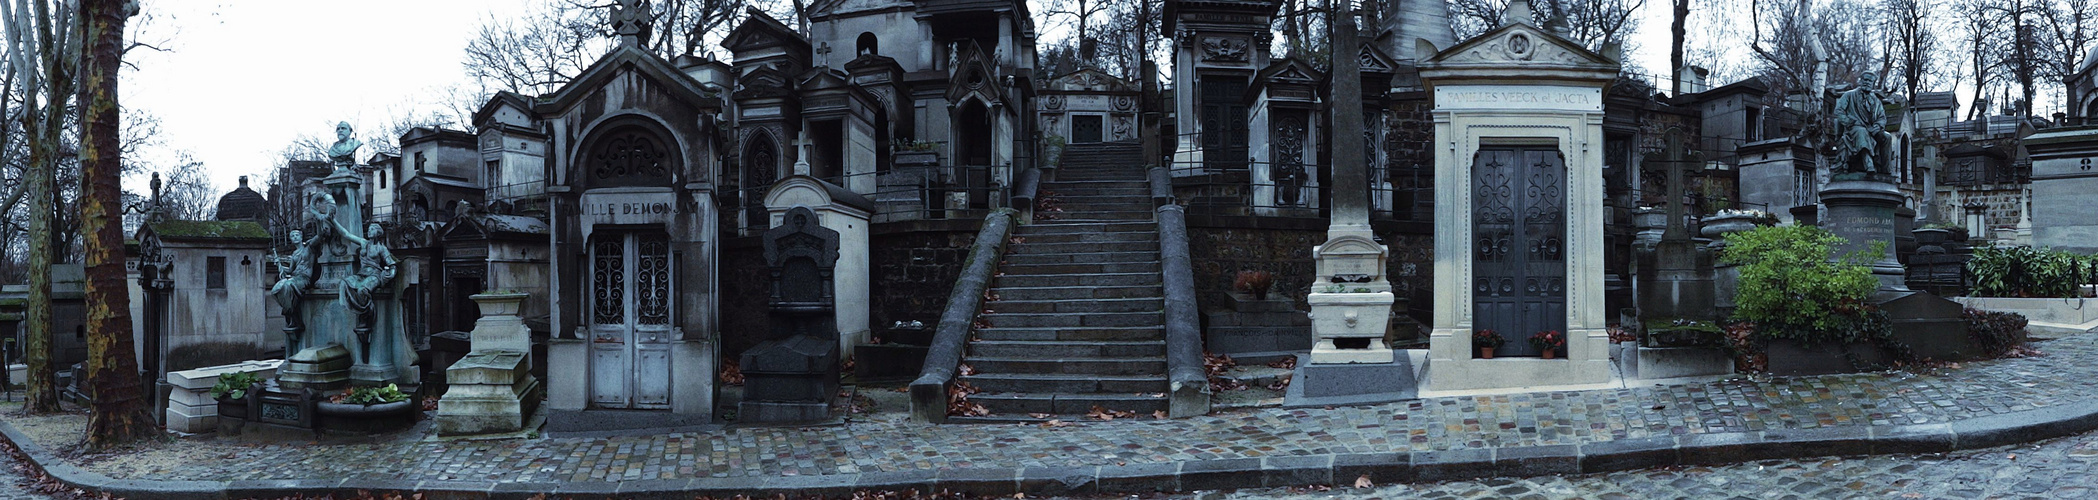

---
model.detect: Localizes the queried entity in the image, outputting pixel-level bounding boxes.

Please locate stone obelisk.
[1306,12,1396,364]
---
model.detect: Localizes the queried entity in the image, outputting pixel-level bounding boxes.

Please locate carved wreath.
[1200,37,1249,62]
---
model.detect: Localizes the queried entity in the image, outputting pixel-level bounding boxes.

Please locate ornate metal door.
[1200,78,1249,171]
[589,232,674,409]
[1472,148,1567,356]
[1071,115,1103,144]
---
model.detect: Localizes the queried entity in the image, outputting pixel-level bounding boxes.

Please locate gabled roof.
[532,44,723,115]
[472,91,536,130]
[722,8,810,55]
[1694,77,1770,102]
[1357,42,1399,76]
[1044,67,1135,92]
[1419,21,1618,83]
[1257,57,1322,86]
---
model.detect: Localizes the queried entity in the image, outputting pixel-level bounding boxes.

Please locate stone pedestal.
[738,335,840,423]
[1306,233,1395,364]
[436,351,542,435]
[163,360,281,433]
[1819,179,1907,290]
[277,344,351,391]
[2025,127,2098,254]
[436,293,544,435]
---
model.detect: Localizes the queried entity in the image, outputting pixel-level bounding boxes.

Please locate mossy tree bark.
[2,0,81,415]
[78,0,156,449]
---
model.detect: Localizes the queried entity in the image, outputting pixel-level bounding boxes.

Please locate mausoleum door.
[588,231,675,409]
[1471,147,1568,356]
[1199,78,1249,171]
[1072,115,1104,144]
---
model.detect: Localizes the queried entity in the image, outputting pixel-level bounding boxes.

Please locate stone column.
[1820,179,1908,291]
[1305,12,1396,364]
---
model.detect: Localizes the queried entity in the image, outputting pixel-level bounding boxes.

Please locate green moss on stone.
[148,220,270,240]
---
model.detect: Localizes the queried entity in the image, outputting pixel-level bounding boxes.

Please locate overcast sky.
[128,1,1716,198]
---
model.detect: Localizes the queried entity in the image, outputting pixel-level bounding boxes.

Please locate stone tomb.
[2024,127,2098,254]
[740,206,846,423]
[435,293,544,435]
[1418,19,1618,393]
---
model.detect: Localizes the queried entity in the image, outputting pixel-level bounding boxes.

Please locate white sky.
[123,1,1739,197]
[125,0,534,194]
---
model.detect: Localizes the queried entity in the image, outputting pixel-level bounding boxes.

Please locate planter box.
[1763,338,1891,376]
[316,399,417,434]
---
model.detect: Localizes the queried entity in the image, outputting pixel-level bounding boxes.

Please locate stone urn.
[1699,213,1762,239]
[468,292,529,317]
[1913,227,1950,248]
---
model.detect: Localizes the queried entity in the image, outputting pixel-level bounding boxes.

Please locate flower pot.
[1541,350,1556,359]
[1699,214,1759,239]
[1478,347,1495,359]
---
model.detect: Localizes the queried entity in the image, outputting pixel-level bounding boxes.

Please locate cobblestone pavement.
[62,330,2098,485]
[1202,428,2098,499]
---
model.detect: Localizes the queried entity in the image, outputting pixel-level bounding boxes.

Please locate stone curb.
[7,398,2098,499]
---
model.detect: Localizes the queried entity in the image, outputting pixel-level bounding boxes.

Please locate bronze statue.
[269,229,317,350]
[1834,71,1892,176]
[327,121,362,174]
[340,223,397,359]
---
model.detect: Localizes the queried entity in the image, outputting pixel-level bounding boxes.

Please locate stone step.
[968,340,1165,358]
[999,261,1161,275]
[1007,240,1158,254]
[959,373,1168,394]
[975,326,1165,342]
[1041,211,1154,221]
[1002,251,1159,266]
[1051,194,1154,204]
[1055,203,1155,214]
[963,356,1166,376]
[963,393,1168,416]
[1048,188,1150,196]
[988,297,1162,314]
[1015,221,1157,233]
[993,272,1161,287]
[979,311,1162,328]
[993,285,1162,301]
[1010,230,1156,244]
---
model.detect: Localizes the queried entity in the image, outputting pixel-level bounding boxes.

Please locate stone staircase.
[959,141,1169,420]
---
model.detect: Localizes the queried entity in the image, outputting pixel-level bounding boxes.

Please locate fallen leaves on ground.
[1152,410,1168,419]
[1086,405,1138,421]
[1266,356,1297,370]
[958,363,977,376]
[1028,413,1052,419]
[1267,374,1292,391]
[1038,419,1072,429]
[720,359,746,386]
[1355,474,1374,488]
[946,381,989,417]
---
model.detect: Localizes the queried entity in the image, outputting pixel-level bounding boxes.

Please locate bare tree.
[2035,0,2095,114]
[462,4,605,97]
[1043,0,1114,60]
[1952,0,2008,119]
[1448,0,1642,53]
[2,0,82,414]
[1883,0,1940,104]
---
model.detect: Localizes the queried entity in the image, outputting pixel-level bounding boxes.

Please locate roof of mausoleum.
[535,43,723,115]
[141,220,271,243]
[213,176,268,222]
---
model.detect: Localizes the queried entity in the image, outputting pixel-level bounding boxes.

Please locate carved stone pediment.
[1423,23,1616,69]
[1359,43,1398,75]
[1199,36,1250,63]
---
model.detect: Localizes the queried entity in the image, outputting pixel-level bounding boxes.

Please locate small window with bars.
[207,256,227,290]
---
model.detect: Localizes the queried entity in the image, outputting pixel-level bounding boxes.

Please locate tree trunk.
[1670,0,1689,96]
[20,124,61,414]
[79,0,156,449]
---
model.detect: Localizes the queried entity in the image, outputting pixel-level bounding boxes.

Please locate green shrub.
[1719,225,1886,346]
[209,372,263,400]
[332,383,410,405]
[1967,244,2093,298]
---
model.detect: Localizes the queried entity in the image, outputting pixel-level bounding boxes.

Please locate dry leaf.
[1354,474,1374,488]
[959,363,977,376]
[1039,419,1072,428]
[1029,413,1052,419]
[1153,410,1168,419]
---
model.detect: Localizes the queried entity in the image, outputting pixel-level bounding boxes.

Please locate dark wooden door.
[1200,78,1248,171]
[1472,147,1567,356]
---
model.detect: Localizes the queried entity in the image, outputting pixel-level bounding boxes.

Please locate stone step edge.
[10,399,2097,498]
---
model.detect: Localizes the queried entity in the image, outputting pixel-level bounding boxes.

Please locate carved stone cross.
[1662,129,1691,242]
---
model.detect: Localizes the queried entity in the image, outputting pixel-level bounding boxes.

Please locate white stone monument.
[1305,12,1396,365]
[1417,14,1619,393]
[2025,127,2098,253]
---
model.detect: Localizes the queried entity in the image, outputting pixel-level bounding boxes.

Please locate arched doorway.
[955,100,994,210]
[743,131,779,231]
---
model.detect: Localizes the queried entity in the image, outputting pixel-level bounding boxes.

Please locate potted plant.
[1530,330,1566,359]
[1233,270,1276,300]
[210,372,263,419]
[1472,329,1505,359]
